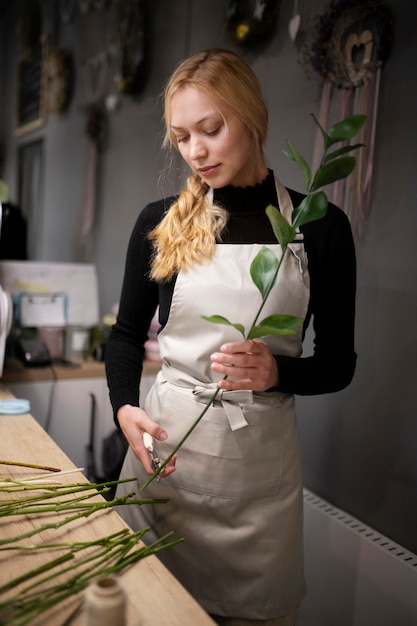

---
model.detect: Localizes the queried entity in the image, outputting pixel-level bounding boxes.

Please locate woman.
[105,49,356,625]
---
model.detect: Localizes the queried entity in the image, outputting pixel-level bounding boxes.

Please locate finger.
[130,440,155,474]
[220,339,265,355]
[210,349,260,372]
[218,377,255,391]
[139,416,168,443]
[159,455,177,477]
[210,341,266,368]
[211,360,255,379]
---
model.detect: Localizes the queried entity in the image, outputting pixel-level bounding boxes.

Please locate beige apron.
[117,180,310,619]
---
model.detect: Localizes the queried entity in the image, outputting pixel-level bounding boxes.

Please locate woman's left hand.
[210,339,279,391]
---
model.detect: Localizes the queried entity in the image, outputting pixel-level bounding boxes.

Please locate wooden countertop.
[0,383,215,626]
[2,357,161,383]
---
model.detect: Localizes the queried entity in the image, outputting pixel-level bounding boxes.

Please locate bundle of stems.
[0,476,183,625]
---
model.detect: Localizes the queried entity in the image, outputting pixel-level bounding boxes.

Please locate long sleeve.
[105,201,166,417]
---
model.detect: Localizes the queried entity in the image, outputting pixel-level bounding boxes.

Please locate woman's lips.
[198,164,219,177]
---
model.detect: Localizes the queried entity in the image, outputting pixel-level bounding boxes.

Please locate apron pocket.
[147,383,295,500]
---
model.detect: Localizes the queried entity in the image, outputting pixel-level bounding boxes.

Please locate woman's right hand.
[117,404,177,477]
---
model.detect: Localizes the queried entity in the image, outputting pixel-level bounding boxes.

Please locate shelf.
[2,357,161,383]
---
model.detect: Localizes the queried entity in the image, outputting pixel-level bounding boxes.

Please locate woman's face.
[169,85,267,189]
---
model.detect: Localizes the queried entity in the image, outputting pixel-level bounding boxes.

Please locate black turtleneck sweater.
[106,171,357,418]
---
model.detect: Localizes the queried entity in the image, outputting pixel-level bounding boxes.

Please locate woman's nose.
[189,136,207,160]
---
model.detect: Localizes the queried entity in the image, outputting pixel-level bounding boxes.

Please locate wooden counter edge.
[1,357,161,383]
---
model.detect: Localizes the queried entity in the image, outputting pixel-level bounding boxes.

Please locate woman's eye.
[177,135,189,144]
[205,127,220,137]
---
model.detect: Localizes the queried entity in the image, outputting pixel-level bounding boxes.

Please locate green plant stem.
[0,489,106,517]
[0,528,130,552]
[0,460,61,472]
[0,476,137,495]
[0,492,168,546]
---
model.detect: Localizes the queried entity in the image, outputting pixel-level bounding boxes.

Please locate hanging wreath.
[227,0,278,48]
[304,0,394,238]
[304,0,393,89]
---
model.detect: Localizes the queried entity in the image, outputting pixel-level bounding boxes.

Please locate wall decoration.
[14,1,46,136]
[303,0,393,237]
[44,47,72,114]
[114,0,148,97]
[14,39,46,136]
[81,52,109,105]
[227,0,279,48]
[76,104,106,263]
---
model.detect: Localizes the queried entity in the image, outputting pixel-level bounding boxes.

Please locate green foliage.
[311,113,366,150]
[250,245,280,299]
[248,315,304,340]
[201,315,245,338]
[283,140,311,189]
[311,156,356,191]
[287,114,366,196]
[265,205,296,247]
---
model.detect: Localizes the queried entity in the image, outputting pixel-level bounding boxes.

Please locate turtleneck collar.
[213,169,277,214]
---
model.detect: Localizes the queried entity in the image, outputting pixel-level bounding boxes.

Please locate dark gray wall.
[1,1,416,554]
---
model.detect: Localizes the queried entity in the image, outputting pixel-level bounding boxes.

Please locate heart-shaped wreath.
[304,0,393,89]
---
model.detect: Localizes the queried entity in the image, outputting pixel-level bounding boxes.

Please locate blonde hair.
[149,49,268,281]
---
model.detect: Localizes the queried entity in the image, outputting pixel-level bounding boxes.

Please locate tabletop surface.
[2,356,161,383]
[0,383,215,626]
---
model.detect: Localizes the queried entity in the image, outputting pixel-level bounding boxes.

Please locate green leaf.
[323,143,365,164]
[200,315,245,337]
[283,140,311,189]
[327,114,366,146]
[248,314,303,339]
[249,246,280,300]
[311,113,331,150]
[265,204,296,247]
[311,157,356,191]
[292,192,328,229]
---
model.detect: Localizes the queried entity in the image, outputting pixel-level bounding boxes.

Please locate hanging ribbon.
[76,104,105,262]
[76,20,108,261]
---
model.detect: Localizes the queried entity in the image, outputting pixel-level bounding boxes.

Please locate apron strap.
[193,385,253,431]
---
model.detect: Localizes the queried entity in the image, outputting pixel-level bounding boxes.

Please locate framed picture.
[14,38,46,136]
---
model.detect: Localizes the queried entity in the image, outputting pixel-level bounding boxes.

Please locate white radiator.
[299,489,417,626]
